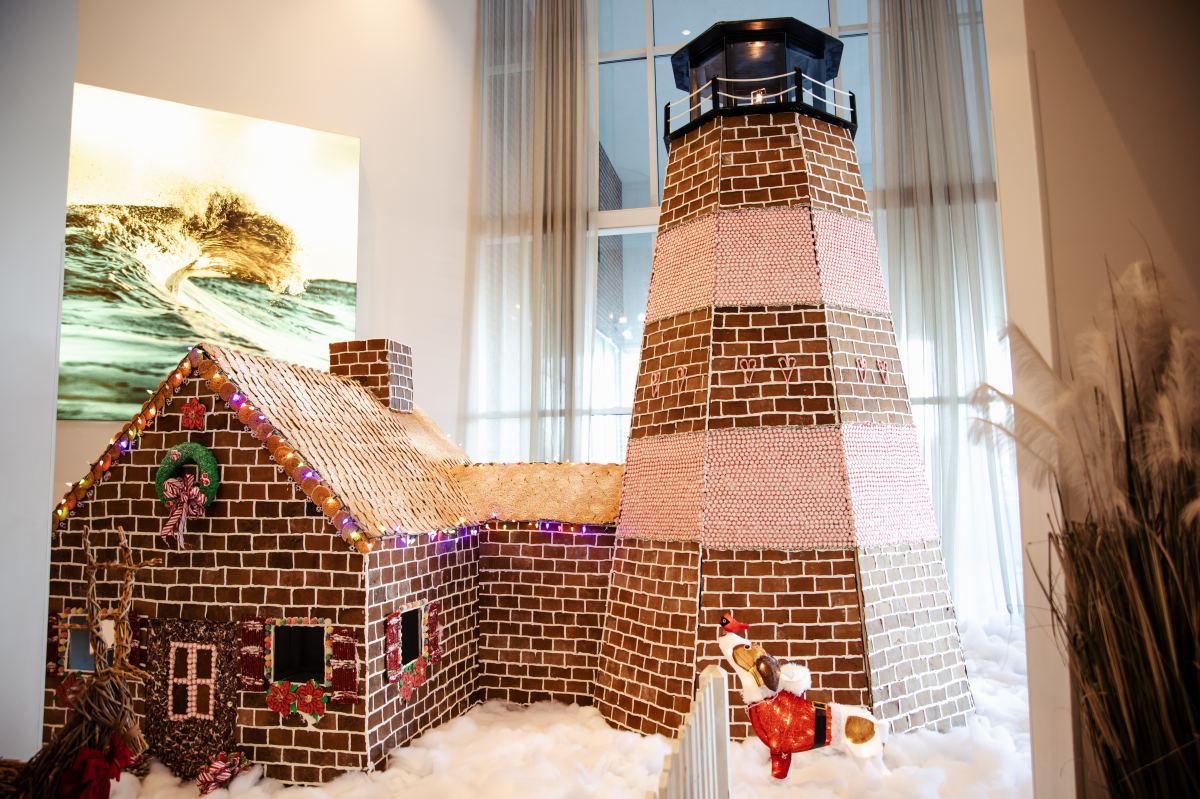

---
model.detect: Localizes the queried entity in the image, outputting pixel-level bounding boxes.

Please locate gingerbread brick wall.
[45,375,369,784]
[797,117,871,222]
[477,522,616,706]
[329,339,414,413]
[658,121,721,233]
[826,309,913,426]
[858,539,974,733]
[695,548,869,741]
[659,114,869,235]
[630,308,712,439]
[365,533,479,767]
[708,305,836,429]
[714,114,811,213]
[593,538,702,737]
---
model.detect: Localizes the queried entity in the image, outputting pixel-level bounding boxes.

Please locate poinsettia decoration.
[295,680,326,718]
[180,397,206,431]
[266,679,328,723]
[266,680,294,715]
[414,655,427,685]
[55,671,84,708]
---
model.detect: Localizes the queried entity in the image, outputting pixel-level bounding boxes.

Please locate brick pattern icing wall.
[477,522,616,706]
[631,309,712,439]
[329,338,414,413]
[365,534,479,767]
[45,376,369,784]
[593,538,702,737]
[715,115,812,211]
[826,309,913,425]
[658,114,870,235]
[797,117,871,221]
[695,548,869,741]
[708,305,836,429]
[658,122,721,233]
[857,539,974,733]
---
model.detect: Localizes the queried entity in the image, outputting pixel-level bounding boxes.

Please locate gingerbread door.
[146,619,239,778]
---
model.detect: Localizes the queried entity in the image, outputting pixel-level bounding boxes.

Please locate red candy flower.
[414,656,427,686]
[399,671,414,703]
[294,680,325,717]
[180,398,206,431]
[266,681,294,715]
[55,672,82,708]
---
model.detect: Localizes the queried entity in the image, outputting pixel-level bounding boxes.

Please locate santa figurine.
[717,612,889,779]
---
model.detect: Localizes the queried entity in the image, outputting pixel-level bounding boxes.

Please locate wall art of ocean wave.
[58,194,356,420]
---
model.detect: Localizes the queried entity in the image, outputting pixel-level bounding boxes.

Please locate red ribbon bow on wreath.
[160,474,206,548]
[58,732,131,799]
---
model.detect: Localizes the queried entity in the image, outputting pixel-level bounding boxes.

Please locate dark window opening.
[171,683,189,716]
[67,616,114,671]
[274,625,325,684]
[400,607,422,666]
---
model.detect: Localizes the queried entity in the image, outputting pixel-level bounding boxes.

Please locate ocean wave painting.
[60,85,359,420]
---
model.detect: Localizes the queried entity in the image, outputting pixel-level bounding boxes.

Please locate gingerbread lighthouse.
[593,17,973,741]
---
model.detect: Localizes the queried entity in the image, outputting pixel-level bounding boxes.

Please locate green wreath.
[155,442,220,506]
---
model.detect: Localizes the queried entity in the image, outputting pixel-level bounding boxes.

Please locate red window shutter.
[46,612,60,674]
[128,611,142,668]
[426,601,442,665]
[238,615,266,691]
[385,612,402,683]
[330,628,359,703]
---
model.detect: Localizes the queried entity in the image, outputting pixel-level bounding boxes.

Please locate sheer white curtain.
[868,0,1022,617]
[463,0,598,464]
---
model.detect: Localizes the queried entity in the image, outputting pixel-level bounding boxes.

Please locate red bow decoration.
[196,751,250,795]
[58,732,131,799]
[160,474,206,548]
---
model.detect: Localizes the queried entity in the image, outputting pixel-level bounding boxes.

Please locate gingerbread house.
[44,338,621,784]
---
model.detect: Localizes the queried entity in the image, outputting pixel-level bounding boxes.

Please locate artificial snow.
[111,615,1031,799]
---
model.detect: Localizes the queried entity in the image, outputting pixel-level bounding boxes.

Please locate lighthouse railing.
[663,70,857,149]
[648,664,732,799]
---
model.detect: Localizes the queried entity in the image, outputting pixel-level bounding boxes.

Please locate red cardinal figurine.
[719,611,751,633]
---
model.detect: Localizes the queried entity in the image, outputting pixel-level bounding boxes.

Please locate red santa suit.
[746,691,832,779]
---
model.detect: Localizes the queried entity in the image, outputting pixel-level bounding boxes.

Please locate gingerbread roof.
[450,462,622,525]
[54,343,477,554]
[201,344,477,539]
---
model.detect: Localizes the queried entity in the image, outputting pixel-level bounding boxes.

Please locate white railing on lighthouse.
[648,664,733,799]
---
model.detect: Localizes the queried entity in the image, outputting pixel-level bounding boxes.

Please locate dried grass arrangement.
[11,527,159,799]
[972,263,1200,796]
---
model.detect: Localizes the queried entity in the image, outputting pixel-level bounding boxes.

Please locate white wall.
[0,0,79,760]
[983,0,1200,796]
[58,0,478,495]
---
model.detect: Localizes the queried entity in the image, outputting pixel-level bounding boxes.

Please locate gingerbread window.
[64,613,116,672]
[167,642,217,721]
[385,601,428,683]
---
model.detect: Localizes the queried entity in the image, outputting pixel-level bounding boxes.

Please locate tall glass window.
[587,231,655,462]
[599,59,652,209]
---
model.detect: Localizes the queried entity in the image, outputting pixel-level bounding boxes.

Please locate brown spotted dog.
[718,612,889,779]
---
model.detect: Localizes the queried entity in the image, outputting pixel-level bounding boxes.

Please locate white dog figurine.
[717,612,889,779]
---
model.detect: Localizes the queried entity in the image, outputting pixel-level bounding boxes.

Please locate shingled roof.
[203,344,477,542]
[450,462,622,525]
[54,343,477,554]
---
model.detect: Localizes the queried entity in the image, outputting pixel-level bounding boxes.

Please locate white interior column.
[0,0,79,760]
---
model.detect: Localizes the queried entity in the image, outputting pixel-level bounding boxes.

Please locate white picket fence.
[648,665,732,799]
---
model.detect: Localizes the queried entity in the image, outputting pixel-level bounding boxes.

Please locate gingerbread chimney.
[329,339,414,413]
[593,17,974,741]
